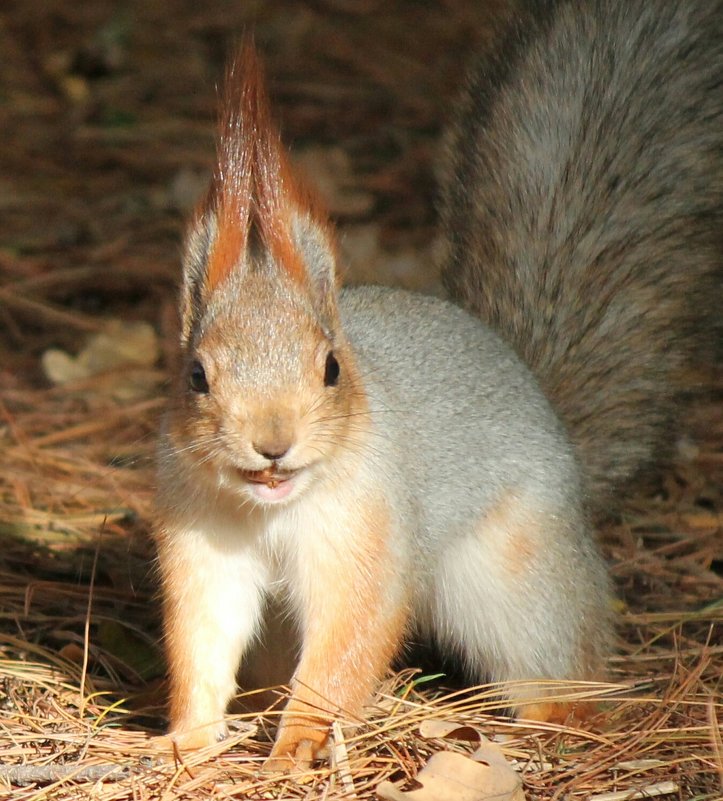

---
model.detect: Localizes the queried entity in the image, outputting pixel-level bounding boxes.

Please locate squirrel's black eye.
[189,360,209,394]
[324,351,340,387]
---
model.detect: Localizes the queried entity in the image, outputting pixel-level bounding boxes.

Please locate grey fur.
[439,0,722,515]
[341,286,611,683]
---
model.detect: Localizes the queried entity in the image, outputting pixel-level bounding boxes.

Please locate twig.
[588,782,678,801]
[709,695,723,790]
[0,763,132,786]
[332,720,358,800]
[0,288,103,332]
[80,522,103,719]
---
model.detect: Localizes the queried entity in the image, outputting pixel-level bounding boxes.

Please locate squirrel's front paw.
[151,722,228,754]
[262,724,329,773]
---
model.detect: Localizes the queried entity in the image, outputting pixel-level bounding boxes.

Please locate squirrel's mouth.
[235,467,298,502]
[238,467,294,488]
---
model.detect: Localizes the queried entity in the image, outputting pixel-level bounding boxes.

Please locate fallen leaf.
[58,642,85,664]
[378,741,525,801]
[378,722,525,801]
[419,719,483,742]
[42,319,160,400]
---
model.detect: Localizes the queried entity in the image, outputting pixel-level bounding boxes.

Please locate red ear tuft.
[203,43,255,291]
[204,41,325,291]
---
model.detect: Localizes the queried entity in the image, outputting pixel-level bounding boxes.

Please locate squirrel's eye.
[324,351,340,387]
[189,360,209,394]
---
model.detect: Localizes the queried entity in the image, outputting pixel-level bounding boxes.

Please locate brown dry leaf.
[418,718,483,741]
[41,319,160,400]
[58,642,85,664]
[377,739,525,801]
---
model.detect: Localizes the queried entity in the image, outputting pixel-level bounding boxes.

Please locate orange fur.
[517,700,599,726]
[477,489,539,576]
[473,490,607,690]
[204,42,333,292]
[204,50,254,291]
[252,121,308,285]
[154,521,246,750]
[266,498,409,770]
[157,530,220,743]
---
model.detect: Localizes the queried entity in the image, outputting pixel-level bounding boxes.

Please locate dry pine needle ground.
[1,1,721,799]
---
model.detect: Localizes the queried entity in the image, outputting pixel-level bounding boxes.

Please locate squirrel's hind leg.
[423,488,612,723]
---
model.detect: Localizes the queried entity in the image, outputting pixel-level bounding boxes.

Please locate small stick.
[588,782,678,801]
[0,288,103,332]
[709,695,723,789]
[80,522,104,719]
[332,720,358,800]
[0,763,132,786]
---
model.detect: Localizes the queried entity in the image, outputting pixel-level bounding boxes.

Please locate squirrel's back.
[339,284,580,528]
[338,285,609,683]
[439,0,722,515]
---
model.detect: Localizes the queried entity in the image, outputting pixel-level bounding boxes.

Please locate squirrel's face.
[164,45,369,506]
[167,270,367,506]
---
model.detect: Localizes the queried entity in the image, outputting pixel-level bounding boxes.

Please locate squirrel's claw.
[262,731,328,775]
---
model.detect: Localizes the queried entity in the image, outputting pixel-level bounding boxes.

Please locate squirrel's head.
[168,44,367,506]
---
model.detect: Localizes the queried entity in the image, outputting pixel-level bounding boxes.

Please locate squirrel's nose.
[252,439,292,461]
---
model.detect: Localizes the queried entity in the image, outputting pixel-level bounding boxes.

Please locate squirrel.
[153,0,722,772]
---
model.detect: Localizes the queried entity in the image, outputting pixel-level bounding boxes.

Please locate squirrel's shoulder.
[338,285,563,434]
[339,285,524,376]
[337,285,583,529]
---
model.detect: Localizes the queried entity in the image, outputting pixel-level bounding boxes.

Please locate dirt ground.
[1,1,721,799]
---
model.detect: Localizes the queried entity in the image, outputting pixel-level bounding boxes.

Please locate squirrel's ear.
[241,42,340,328]
[179,204,214,345]
[178,44,257,345]
[291,208,341,331]
[179,41,342,341]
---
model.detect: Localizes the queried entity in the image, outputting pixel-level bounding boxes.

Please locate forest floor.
[1,1,721,799]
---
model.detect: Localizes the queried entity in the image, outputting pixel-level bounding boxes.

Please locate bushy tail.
[439,0,722,516]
